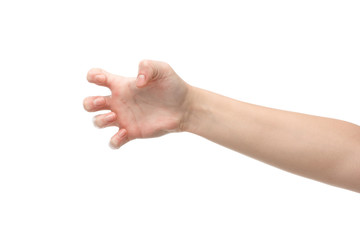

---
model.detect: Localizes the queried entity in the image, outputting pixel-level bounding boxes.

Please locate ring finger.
[83,96,111,112]
[93,112,118,128]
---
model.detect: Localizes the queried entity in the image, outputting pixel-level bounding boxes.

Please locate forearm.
[182,86,360,192]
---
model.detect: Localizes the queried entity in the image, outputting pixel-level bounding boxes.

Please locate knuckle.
[161,62,172,75]
[162,61,171,69]
[104,96,111,107]
[139,59,151,68]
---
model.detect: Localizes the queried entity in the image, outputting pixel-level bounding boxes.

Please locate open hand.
[83,60,191,149]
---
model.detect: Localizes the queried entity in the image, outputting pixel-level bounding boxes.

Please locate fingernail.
[92,116,100,128]
[137,74,145,86]
[109,141,117,149]
[118,129,126,138]
[93,97,105,106]
[95,75,106,82]
[105,113,115,122]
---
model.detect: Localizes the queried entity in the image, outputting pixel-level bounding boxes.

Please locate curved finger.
[136,59,171,88]
[93,112,117,128]
[83,96,111,112]
[109,129,129,149]
[87,68,113,88]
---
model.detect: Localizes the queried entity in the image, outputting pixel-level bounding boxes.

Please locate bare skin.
[83,60,191,147]
[84,60,360,193]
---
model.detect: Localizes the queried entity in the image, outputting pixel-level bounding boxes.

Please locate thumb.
[136,59,163,88]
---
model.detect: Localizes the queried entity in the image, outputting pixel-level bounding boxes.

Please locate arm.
[182,87,360,192]
[84,60,360,193]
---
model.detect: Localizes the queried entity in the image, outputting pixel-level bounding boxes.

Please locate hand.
[83,60,191,149]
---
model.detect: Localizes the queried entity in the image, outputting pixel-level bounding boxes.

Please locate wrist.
[179,85,203,133]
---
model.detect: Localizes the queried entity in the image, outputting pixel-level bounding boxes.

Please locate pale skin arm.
[83,60,360,193]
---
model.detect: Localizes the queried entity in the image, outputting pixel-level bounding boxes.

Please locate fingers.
[109,129,129,149]
[136,59,170,88]
[87,68,113,88]
[93,112,117,128]
[83,96,111,112]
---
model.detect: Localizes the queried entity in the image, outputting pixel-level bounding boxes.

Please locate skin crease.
[84,59,360,193]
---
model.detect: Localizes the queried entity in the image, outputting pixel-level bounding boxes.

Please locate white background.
[0,0,359,239]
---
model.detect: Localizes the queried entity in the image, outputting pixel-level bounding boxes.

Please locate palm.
[109,75,186,139]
